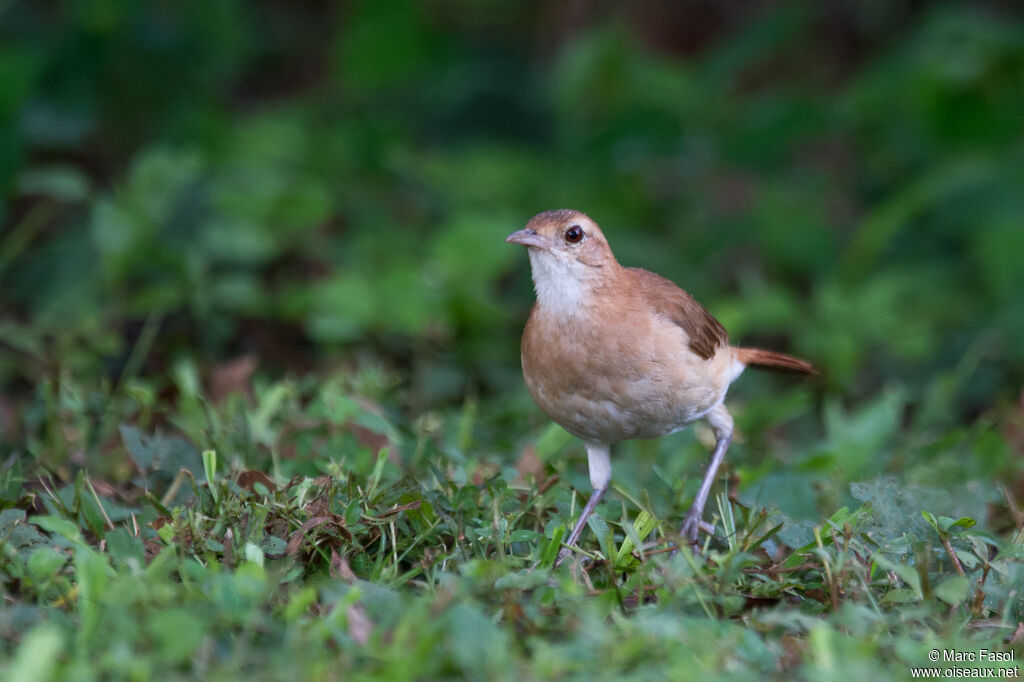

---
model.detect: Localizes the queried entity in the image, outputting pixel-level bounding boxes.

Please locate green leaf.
[823,389,905,477]
[18,166,92,202]
[203,449,218,503]
[494,569,549,590]
[284,586,318,622]
[954,547,980,570]
[994,544,1024,562]
[933,576,970,605]
[0,508,26,533]
[508,529,540,543]
[250,383,291,445]
[156,523,175,544]
[105,527,145,567]
[75,546,113,648]
[923,512,976,533]
[880,587,920,605]
[586,514,612,559]
[872,553,923,599]
[540,524,565,568]
[27,548,68,583]
[146,608,208,664]
[260,535,288,557]
[7,624,63,682]
[244,542,264,567]
[445,603,510,674]
[366,448,388,501]
[616,510,659,563]
[32,516,83,545]
[119,425,202,482]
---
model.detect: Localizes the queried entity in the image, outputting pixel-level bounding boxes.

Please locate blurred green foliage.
[3,0,1022,411]
[2,0,1024,678]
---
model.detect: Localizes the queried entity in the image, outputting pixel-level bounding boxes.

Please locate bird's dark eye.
[564,225,584,243]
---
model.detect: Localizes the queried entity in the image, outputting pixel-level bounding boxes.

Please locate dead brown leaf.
[144,540,164,561]
[209,354,258,403]
[330,547,358,582]
[347,422,392,457]
[374,500,421,518]
[304,496,330,518]
[1004,390,1024,456]
[514,445,543,485]
[238,469,277,494]
[0,394,18,442]
[347,604,372,645]
[286,513,353,556]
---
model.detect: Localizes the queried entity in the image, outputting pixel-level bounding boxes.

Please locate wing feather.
[626,267,727,360]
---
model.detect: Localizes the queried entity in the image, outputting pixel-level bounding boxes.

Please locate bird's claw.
[553,546,574,568]
[679,510,715,550]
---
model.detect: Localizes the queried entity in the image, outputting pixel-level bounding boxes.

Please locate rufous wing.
[627,267,728,361]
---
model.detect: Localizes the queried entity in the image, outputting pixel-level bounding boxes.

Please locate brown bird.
[507,209,814,565]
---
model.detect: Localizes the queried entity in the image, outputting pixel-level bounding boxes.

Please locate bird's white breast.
[528,249,593,319]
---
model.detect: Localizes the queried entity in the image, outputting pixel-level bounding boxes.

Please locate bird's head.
[506,209,619,316]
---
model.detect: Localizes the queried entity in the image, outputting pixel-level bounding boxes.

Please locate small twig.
[37,475,72,516]
[642,544,679,557]
[391,520,398,567]
[161,468,193,506]
[374,500,421,518]
[84,474,115,531]
[1002,484,1024,541]
[971,563,990,615]
[538,474,559,495]
[96,311,163,448]
[0,201,58,278]
[742,562,818,576]
[814,526,840,611]
[939,534,966,577]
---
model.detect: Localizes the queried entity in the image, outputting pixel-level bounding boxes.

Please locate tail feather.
[735,347,817,375]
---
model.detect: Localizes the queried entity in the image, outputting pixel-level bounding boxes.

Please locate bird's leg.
[555,442,610,567]
[555,483,607,567]
[680,405,734,549]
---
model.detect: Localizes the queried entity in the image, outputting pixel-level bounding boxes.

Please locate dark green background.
[4,0,1022,411]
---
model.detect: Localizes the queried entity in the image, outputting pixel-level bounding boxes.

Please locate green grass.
[1,368,1022,680]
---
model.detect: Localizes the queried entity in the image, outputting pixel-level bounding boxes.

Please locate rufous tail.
[735,347,817,375]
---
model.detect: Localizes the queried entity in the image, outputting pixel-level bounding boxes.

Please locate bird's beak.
[505,229,550,250]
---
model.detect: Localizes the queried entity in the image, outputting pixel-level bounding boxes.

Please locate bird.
[506,209,815,566]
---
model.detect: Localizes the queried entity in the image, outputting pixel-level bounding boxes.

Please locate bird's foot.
[553,547,572,568]
[554,545,581,568]
[679,509,715,551]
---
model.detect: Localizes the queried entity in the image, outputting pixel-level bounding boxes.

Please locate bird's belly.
[521,305,734,445]
[526,367,725,444]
